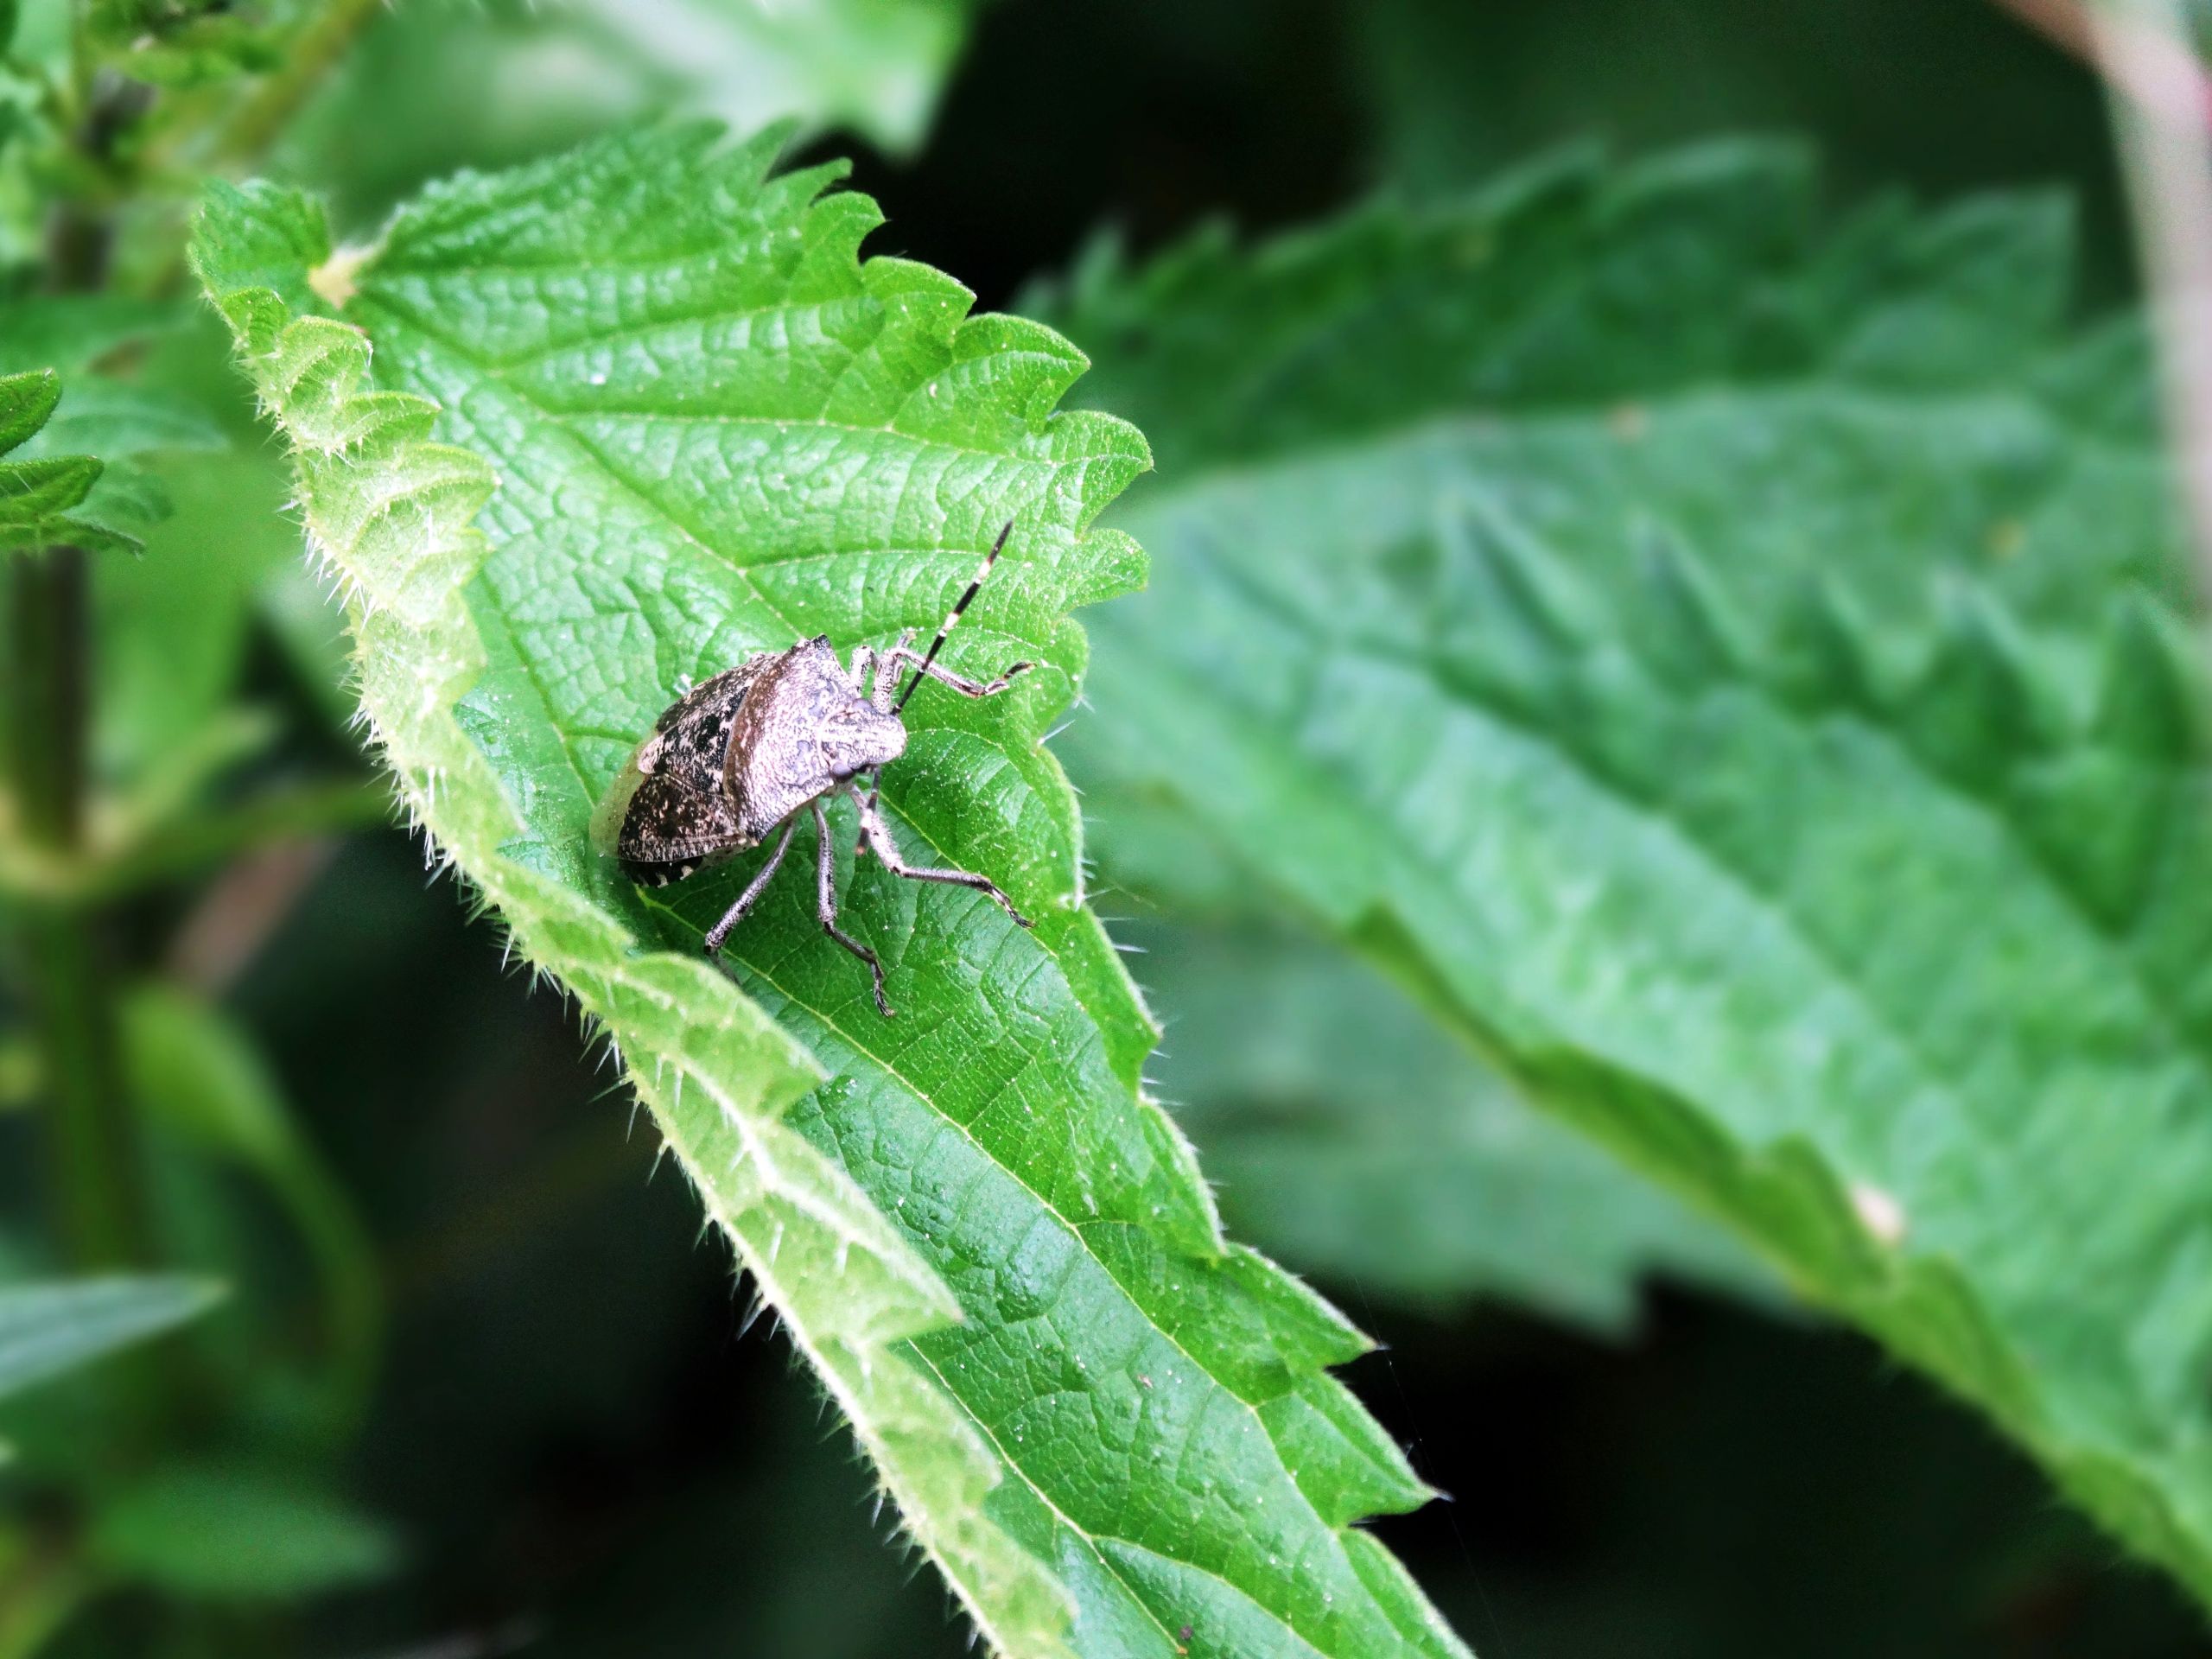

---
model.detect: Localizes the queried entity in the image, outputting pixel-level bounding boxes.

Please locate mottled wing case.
[589,658,769,883]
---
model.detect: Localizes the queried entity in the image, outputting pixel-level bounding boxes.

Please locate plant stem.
[7,67,153,1272]
[210,0,389,168]
[9,550,148,1270]
[2093,0,2212,607]
[0,1529,92,1659]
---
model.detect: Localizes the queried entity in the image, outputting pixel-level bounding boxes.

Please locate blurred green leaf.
[1135,921,1779,1335]
[282,0,983,235]
[91,449,296,784]
[0,368,140,555]
[569,0,984,155]
[0,296,188,377]
[0,303,226,558]
[1349,0,2129,308]
[123,984,383,1422]
[0,1275,222,1402]
[1040,143,2182,658]
[193,124,1473,1658]
[29,379,225,463]
[89,0,290,86]
[1045,145,2212,1608]
[88,1465,398,1598]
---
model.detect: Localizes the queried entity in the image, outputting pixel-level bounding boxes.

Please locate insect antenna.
[891,519,1015,716]
[861,521,1018,823]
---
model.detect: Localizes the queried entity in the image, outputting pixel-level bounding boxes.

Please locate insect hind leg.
[850,785,1031,929]
[814,799,893,1017]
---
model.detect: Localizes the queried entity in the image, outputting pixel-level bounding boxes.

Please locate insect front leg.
[813,799,893,1018]
[845,643,878,696]
[870,630,918,712]
[849,784,1032,929]
[878,645,1035,701]
[702,817,799,954]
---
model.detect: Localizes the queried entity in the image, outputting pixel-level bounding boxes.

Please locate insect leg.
[871,630,918,713]
[890,520,1016,715]
[814,798,893,1017]
[846,643,878,696]
[857,629,919,814]
[848,784,1032,928]
[876,648,1034,702]
[702,817,799,954]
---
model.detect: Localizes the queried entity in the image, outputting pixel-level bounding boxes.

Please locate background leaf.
[0,368,138,556]
[122,984,384,1422]
[87,1465,398,1599]
[1130,918,1778,1334]
[193,123,1472,1658]
[1044,143,2212,1607]
[563,0,985,156]
[0,1275,222,1402]
[278,0,986,242]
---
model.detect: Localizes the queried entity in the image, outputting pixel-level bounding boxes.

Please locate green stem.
[8,550,148,1271]
[210,0,388,168]
[79,775,390,903]
[7,550,86,848]
[3,54,160,1274]
[0,1530,93,1659]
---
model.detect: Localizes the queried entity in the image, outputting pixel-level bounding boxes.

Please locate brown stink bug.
[589,522,1034,1016]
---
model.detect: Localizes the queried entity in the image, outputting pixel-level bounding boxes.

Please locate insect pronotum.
[589,522,1033,1016]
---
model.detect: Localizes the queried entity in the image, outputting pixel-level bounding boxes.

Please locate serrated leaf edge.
[191,204,1083,1659]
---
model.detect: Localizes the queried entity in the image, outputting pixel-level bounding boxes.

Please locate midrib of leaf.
[1052,146,2212,1607]
[195,124,1471,1659]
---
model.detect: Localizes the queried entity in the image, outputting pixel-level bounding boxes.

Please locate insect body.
[590,524,1033,1016]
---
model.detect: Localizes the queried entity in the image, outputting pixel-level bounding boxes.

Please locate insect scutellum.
[592,521,1033,1017]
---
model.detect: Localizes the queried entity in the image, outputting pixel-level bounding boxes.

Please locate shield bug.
[590,522,1034,1016]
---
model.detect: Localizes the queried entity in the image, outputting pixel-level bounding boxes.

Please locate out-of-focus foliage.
[1045,142,2212,1604]
[0,1275,219,1403]
[0,370,151,556]
[1130,920,1777,1334]
[87,1464,397,1599]
[277,0,985,237]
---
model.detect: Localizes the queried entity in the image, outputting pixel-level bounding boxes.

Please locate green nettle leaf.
[89,1465,399,1599]
[1132,920,1778,1335]
[1039,141,2183,662]
[192,124,1469,1658]
[1044,144,2212,1605]
[568,0,987,156]
[1076,749,1777,1331]
[0,1275,223,1401]
[0,369,140,555]
[123,985,383,1421]
[0,296,186,377]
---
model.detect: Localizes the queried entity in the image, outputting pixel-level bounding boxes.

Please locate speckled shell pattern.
[607,637,887,887]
